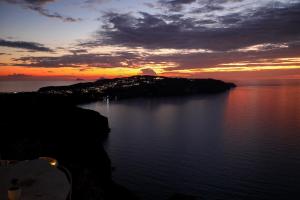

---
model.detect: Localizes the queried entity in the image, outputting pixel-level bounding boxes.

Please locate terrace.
[0,158,71,200]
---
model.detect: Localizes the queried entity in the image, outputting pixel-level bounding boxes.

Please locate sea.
[1,80,300,200]
[81,85,300,200]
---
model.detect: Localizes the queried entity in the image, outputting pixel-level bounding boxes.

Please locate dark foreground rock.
[0,93,138,200]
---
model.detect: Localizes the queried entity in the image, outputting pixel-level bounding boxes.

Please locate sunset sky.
[1,0,300,83]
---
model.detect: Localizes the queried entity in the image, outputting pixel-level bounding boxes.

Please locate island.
[38,75,236,104]
[0,75,235,200]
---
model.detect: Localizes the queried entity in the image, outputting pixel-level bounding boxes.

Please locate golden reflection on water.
[224,86,300,139]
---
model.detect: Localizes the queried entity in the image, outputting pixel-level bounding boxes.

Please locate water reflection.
[81,86,300,200]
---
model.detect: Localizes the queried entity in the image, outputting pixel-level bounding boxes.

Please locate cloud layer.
[14,52,141,68]
[1,0,300,80]
[0,38,53,52]
[90,2,300,52]
[1,0,81,22]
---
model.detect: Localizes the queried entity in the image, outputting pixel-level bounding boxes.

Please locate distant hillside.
[38,75,236,102]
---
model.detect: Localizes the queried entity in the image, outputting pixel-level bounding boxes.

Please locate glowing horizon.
[1,0,300,83]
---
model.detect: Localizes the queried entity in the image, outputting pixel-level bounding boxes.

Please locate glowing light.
[39,157,58,167]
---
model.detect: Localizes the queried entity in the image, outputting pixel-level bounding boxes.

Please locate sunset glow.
[1,0,300,83]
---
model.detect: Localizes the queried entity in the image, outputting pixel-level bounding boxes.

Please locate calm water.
[82,86,300,200]
[0,80,85,92]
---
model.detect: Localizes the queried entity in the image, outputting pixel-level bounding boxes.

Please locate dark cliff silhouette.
[0,93,137,200]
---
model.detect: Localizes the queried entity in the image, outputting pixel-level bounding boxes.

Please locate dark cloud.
[218,13,242,24]
[3,0,300,74]
[159,0,244,12]
[14,52,142,68]
[12,41,300,72]
[88,2,300,52]
[1,0,81,22]
[144,2,156,8]
[140,68,157,76]
[1,0,55,4]
[191,3,224,13]
[69,49,88,55]
[159,0,197,12]
[84,0,109,4]
[28,5,82,22]
[145,42,300,70]
[0,38,53,52]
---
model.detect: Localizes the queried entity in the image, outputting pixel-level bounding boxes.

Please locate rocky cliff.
[0,93,137,200]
